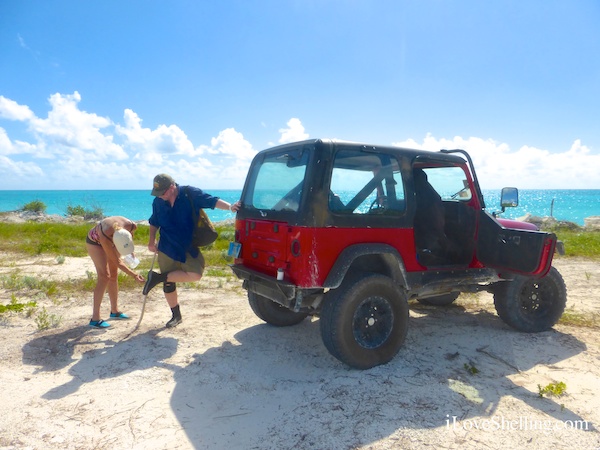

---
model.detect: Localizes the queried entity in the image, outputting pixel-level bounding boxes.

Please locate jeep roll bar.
[440,149,486,209]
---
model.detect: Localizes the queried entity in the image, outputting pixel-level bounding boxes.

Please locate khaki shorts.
[158,251,205,276]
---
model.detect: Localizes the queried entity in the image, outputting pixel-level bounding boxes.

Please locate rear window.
[244,148,309,212]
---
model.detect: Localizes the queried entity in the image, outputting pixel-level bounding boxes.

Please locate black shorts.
[86,236,101,246]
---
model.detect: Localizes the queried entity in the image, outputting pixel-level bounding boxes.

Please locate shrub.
[66,205,86,217]
[35,307,62,330]
[22,200,47,213]
[66,204,104,220]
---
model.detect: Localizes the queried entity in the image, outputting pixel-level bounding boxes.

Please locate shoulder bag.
[186,187,218,247]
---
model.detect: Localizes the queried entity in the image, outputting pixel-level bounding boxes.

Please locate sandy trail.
[0,254,599,449]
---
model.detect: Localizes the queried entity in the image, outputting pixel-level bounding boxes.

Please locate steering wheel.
[368,198,385,213]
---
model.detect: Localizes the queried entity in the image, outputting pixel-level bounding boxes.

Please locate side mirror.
[500,187,519,210]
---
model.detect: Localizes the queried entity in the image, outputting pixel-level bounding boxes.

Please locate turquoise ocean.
[0,189,598,226]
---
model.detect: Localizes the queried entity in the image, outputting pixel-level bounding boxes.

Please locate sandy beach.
[0,249,599,449]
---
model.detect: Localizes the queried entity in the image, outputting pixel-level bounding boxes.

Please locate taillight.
[291,239,300,257]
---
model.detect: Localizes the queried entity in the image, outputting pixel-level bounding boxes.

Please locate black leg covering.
[163,282,176,293]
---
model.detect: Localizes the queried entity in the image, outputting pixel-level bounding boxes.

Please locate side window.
[421,166,471,201]
[329,150,406,214]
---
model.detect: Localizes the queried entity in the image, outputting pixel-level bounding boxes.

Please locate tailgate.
[238,219,289,277]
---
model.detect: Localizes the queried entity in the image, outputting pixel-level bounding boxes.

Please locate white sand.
[0,252,599,449]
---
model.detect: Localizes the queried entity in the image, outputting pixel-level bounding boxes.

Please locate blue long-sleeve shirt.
[149,185,219,262]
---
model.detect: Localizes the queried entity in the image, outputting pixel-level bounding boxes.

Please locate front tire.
[493,266,566,332]
[248,292,308,327]
[320,274,409,369]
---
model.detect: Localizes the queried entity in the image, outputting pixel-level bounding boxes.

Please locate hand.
[148,242,158,253]
[230,201,241,213]
[134,274,145,283]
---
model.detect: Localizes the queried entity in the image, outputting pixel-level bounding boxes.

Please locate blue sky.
[1,0,599,190]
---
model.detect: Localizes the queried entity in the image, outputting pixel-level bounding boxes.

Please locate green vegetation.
[464,362,480,375]
[0,222,148,257]
[0,222,96,256]
[0,220,238,331]
[0,273,58,296]
[0,297,37,314]
[1,221,232,267]
[66,204,104,220]
[538,381,567,398]
[554,230,600,259]
[21,200,47,213]
[558,309,600,328]
[34,306,62,330]
[0,221,237,263]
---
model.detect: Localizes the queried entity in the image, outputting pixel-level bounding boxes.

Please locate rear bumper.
[230,264,321,311]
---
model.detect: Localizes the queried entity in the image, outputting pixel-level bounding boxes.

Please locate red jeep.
[229,139,567,369]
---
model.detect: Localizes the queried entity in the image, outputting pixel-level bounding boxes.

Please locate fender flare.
[323,243,409,290]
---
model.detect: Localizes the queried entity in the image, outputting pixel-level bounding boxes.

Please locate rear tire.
[493,266,566,332]
[248,292,308,327]
[320,273,408,369]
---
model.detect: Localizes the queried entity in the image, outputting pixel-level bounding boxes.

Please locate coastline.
[0,210,239,227]
[0,189,598,225]
[1,209,597,231]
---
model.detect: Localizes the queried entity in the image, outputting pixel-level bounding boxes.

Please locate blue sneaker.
[109,312,130,320]
[89,319,110,328]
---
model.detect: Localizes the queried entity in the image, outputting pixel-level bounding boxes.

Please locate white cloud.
[0,155,44,180]
[209,128,256,161]
[116,109,194,158]
[0,128,38,156]
[32,93,115,156]
[3,92,128,162]
[393,134,600,189]
[278,118,308,144]
[0,96,34,121]
[1,92,598,190]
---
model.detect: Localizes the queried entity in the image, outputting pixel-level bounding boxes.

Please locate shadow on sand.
[167,305,594,448]
[21,304,595,448]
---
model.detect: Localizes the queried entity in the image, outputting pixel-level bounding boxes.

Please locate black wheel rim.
[352,296,394,349]
[519,280,554,318]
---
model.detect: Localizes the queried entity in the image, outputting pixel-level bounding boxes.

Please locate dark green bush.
[66,205,86,217]
[66,204,104,221]
[21,200,47,213]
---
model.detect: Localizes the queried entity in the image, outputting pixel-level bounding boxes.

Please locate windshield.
[243,148,309,212]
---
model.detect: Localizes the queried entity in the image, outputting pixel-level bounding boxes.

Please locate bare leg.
[165,270,202,283]
[106,259,120,313]
[87,243,109,321]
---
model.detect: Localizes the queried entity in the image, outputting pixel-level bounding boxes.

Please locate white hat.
[113,228,134,255]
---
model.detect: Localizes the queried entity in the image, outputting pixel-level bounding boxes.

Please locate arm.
[116,257,145,282]
[215,199,241,212]
[99,232,144,282]
[148,224,159,253]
